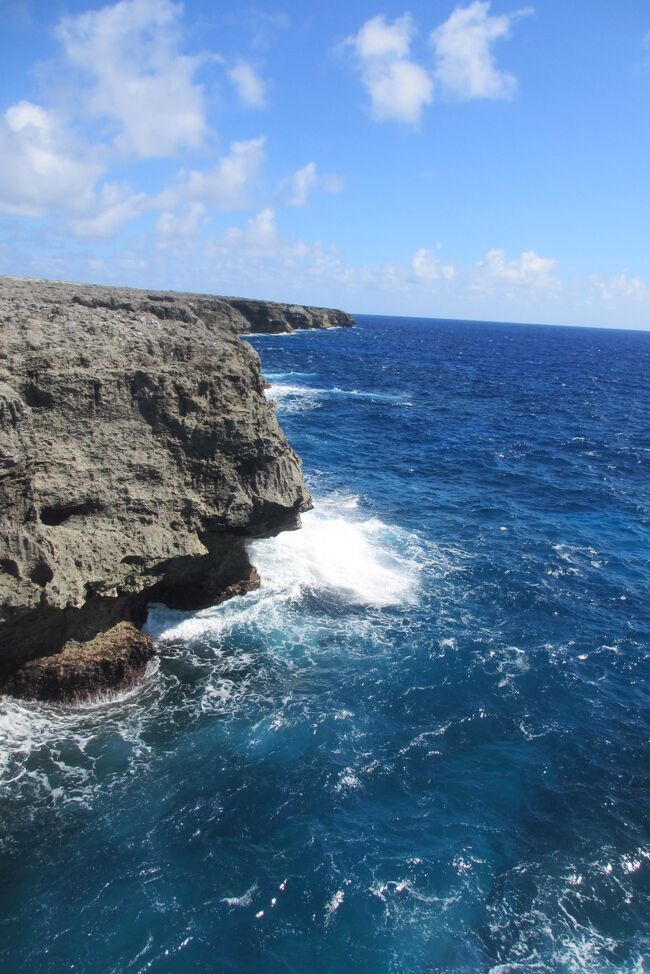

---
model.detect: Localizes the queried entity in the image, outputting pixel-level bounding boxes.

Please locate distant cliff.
[0,277,352,699]
[41,280,355,335]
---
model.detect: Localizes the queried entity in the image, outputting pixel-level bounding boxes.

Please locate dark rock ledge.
[0,277,352,702]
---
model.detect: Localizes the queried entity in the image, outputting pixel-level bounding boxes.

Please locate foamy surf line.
[265,383,411,406]
[246,326,349,338]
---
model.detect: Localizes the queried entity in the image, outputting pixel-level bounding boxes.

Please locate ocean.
[1,314,649,973]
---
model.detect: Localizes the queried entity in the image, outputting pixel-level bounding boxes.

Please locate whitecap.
[324,889,345,923]
[264,382,411,410]
[221,884,258,908]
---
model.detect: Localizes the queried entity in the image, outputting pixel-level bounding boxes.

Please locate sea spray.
[145,494,424,648]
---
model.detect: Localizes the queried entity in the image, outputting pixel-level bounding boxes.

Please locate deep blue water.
[1,315,650,973]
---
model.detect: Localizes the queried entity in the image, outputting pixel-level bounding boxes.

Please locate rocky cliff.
[0,277,351,699]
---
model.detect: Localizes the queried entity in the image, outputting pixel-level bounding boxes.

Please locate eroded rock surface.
[4,622,156,703]
[0,276,343,695]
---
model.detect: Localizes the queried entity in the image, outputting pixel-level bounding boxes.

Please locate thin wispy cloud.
[281,162,344,207]
[591,273,649,304]
[228,61,267,108]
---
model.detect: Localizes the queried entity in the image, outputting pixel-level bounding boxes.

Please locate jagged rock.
[4,622,155,703]
[226,297,353,333]
[0,276,350,695]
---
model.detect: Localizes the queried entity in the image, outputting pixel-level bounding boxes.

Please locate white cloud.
[591,273,649,303]
[57,0,207,158]
[344,15,433,124]
[412,247,456,281]
[0,101,102,217]
[228,61,267,108]
[235,207,278,250]
[155,202,206,250]
[0,2,279,230]
[69,183,148,238]
[474,248,559,289]
[220,207,311,259]
[287,161,318,206]
[431,1,531,100]
[282,162,343,207]
[354,13,413,60]
[166,136,266,211]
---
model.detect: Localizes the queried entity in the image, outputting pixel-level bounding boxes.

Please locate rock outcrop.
[4,622,155,703]
[0,277,349,699]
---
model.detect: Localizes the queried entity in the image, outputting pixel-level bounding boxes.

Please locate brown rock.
[3,622,156,703]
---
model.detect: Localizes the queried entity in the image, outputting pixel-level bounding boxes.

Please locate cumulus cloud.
[0,1,282,236]
[344,5,529,123]
[431,1,531,100]
[343,15,433,124]
[412,248,456,281]
[0,101,102,217]
[591,273,649,303]
[56,0,207,157]
[228,61,267,107]
[287,162,318,206]
[474,248,559,289]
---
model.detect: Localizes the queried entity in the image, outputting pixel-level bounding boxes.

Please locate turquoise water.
[1,315,649,972]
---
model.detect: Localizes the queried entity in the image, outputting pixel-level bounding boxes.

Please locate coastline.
[0,276,353,701]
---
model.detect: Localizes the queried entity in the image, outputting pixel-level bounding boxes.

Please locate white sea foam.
[251,502,420,607]
[265,382,411,410]
[147,495,422,645]
[221,884,258,908]
[0,685,155,806]
[324,889,345,922]
[0,494,425,803]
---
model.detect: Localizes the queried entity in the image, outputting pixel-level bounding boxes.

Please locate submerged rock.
[0,276,349,698]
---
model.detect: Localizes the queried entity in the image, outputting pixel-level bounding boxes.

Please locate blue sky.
[1,0,649,327]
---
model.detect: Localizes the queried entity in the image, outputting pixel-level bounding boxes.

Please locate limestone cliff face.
[0,277,346,682]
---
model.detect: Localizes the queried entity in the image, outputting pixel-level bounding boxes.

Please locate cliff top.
[0,276,354,344]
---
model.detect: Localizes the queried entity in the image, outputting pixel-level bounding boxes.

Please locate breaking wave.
[265,381,411,412]
[146,493,426,646]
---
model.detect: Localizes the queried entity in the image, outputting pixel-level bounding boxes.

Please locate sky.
[1,0,649,328]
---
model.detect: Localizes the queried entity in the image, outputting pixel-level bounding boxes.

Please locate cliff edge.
[0,277,350,699]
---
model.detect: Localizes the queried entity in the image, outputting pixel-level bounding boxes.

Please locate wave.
[265,381,412,410]
[146,493,424,646]
[0,676,159,810]
[246,326,348,338]
[0,493,431,812]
